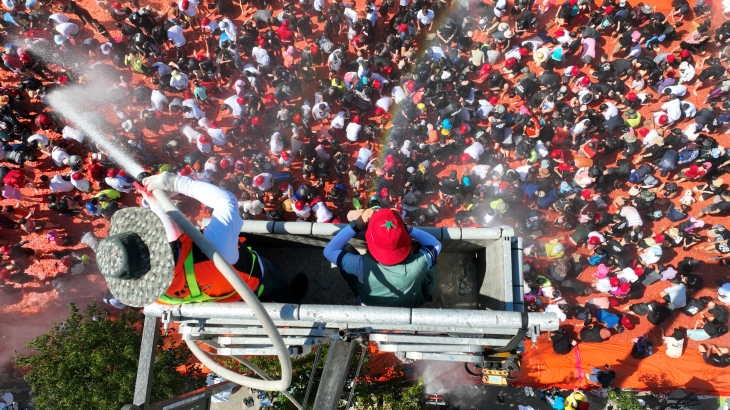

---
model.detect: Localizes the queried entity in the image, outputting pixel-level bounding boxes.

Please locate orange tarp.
[516,341,730,395]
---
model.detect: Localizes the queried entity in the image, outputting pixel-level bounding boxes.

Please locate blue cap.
[85,202,97,213]
[442,119,452,130]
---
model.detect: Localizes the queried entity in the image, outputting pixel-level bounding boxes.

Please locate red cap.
[634,266,644,275]
[294,200,304,211]
[460,153,472,163]
[252,116,263,126]
[181,0,189,10]
[589,236,600,245]
[281,151,290,161]
[518,47,528,56]
[380,187,389,198]
[375,107,385,115]
[639,128,649,137]
[654,234,665,243]
[610,277,620,287]
[220,158,232,169]
[201,17,210,25]
[118,170,126,177]
[195,53,205,61]
[385,154,395,163]
[666,69,675,78]
[550,149,562,159]
[571,66,579,76]
[111,1,122,8]
[604,5,613,13]
[569,0,577,5]
[183,91,193,99]
[383,66,393,75]
[580,76,590,87]
[555,29,565,37]
[199,135,210,144]
[609,297,619,307]
[558,163,571,171]
[483,63,493,73]
[619,282,630,292]
[459,124,468,134]
[107,168,116,177]
[464,138,472,145]
[505,58,516,68]
[180,166,193,176]
[236,97,244,105]
[279,181,289,191]
[620,315,634,329]
[488,96,499,105]
[372,79,382,89]
[627,92,637,102]
[254,175,264,186]
[407,81,416,93]
[499,181,509,190]
[680,50,690,58]
[0,245,9,255]
[658,114,668,125]
[293,113,301,123]
[71,172,82,180]
[352,115,360,124]
[257,38,266,47]
[581,190,591,200]
[666,54,675,63]
[365,209,412,265]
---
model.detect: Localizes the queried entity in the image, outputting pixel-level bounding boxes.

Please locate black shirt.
[711,201,730,214]
[710,305,729,324]
[611,59,633,75]
[597,370,616,388]
[551,331,572,354]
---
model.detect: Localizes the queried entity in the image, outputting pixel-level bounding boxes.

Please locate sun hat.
[628,186,640,196]
[365,209,412,266]
[96,208,175,307]
[100,42,112,55]
[540,159,551,169]
[504,30,514,39]
[534,49,548,63]
[171,70,183,80]
[668,227,680,237]
[539,168,551,177]
[624,133,637,143]
[641,4,652,13]
[497,22,510,31]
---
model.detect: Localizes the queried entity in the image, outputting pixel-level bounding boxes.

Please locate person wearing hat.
[91,173,305,308]
[322,208,441,307]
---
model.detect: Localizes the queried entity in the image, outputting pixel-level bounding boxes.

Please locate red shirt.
[684,165,706,179]
[3,170,23,188]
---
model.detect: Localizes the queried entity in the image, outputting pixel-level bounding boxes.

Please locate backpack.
[666,203,686,222]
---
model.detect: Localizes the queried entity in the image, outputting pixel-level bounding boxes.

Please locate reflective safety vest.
[158,234,264,304]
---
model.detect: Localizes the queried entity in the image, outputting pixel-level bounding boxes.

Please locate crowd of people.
[0,0,730,366]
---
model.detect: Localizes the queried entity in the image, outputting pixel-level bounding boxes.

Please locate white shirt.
[471,164,491,179]
[51,147,69,167]
[391,86,406,104]
[270,133,284,154]
[152,62,173,77]
[602,102,619,120]
[313,201,333,222]
[49,174,74,192]
[181,124,203,143]
[105,176,132,193]
[294,203,311,219]
[664,84,687,97]
[504,46,523,61]
[681,101,697,118]
[167,24,186,47]
[679,65,696,83]
[477,100,495,119]
[254,173,273,191]
[356,147,372,169]
[464,142,485,160]
[170,72,189,89]
[27,133,49,146]
[150,89,168,111]
[661,99,682,123]
[331,111,346,129]
[223,95,244,117]
[418,9,435,25]
[179,0,198,17]
[617,267,639,283]
[55,22,79,38]
[48,13,69,26]
[71,176,90,192]
[343,6,358,27]
[252,46,270,65]
[312,103,331,120]
[346,122,362,142]
[328,52,342,72]
[375,96,393,112]
[207,128,226,146]
[182,99,205,119]
[62,126,84,143]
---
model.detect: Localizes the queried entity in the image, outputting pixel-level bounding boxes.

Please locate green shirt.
[358,253,440,308]
[193,86,209,101]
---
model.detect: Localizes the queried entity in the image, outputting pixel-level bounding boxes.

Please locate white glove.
[143,171,178,193]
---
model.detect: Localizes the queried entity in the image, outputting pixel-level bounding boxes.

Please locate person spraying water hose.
[86,172,307,391]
